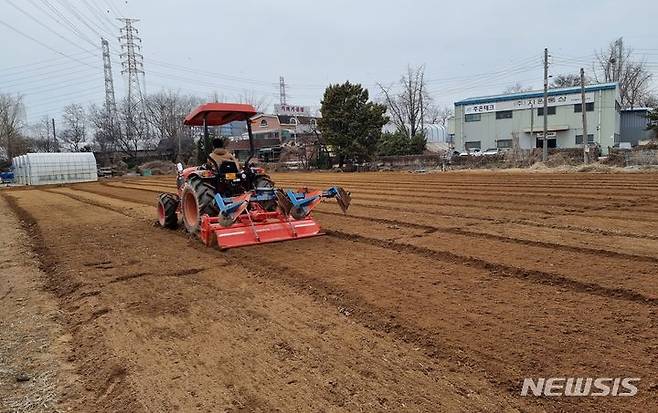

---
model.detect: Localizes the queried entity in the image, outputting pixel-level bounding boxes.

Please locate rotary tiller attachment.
[199,186,351,249]
[276,186,351,218]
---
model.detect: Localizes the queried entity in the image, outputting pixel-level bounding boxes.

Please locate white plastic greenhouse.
[12,152,98,185]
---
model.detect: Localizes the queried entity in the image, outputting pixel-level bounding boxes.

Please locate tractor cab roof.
[183,103,258,126]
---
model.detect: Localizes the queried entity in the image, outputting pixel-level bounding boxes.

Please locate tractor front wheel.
[181,176,219,234]
[157,193,179,229]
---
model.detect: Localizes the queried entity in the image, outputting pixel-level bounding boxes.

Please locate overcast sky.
[1,0,657,124]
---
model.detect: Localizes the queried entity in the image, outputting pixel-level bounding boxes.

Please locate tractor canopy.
[183,103,258,126]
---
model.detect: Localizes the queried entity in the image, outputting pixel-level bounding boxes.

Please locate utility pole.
[51,118,57,152]
[580,68,588,164]
[279,76,287,105]
[542,48,549,162]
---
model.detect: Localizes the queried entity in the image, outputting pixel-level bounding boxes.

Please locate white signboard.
[536,131,557,138]
[274,104,311,116]
[464,92,595,115]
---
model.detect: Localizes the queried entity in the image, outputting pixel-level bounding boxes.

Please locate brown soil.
[2,171,657,412]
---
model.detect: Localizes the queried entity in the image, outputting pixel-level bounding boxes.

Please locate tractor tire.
[181,176,219,234]
[157,193,179,229]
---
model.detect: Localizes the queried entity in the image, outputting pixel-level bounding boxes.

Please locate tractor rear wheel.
[181,176,219,234]
[157,193,179,229]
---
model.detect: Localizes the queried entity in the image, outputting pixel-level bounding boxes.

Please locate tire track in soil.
[61,185,658,299]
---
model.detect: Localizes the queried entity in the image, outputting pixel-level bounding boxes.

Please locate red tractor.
[157,103,350,249]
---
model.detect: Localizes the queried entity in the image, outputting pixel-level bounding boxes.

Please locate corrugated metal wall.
[620,110,652,145]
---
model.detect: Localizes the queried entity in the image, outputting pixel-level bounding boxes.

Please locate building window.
[537,106,556,116]
[575,134,595,144]
[496,139,513,149]
[465,141,481,150]
[260,119,268,128]
[310,118,317,127]
[495,110,513,119]
[465,113,481,122]
[290,117,298,125]
[574,102,594,112]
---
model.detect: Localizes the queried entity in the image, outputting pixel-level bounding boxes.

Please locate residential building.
[250,111,319,144]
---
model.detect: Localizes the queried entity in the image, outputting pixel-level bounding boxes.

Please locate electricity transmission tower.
[118,17,147,141]
[279,76,287,105]
[101,37,117,115]
[101,37,119,151]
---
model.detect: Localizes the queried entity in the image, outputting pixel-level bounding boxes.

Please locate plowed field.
[2,171,657,412]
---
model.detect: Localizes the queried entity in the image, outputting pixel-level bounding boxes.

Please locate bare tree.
[146,91,201,161]
[378,65,429,138]
[550,73,589,89]
[425,104,453,126]
[0,93,28,160]
[60,104,87,151]
[595,37,654,108]
[209,91,226,103]
[88,103,120,153]
[28,116,59,152]
[503,82,532,94]
[237,90,270,113]
[115,97,152,160]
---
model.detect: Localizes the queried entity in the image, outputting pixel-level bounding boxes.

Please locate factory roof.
[455,82,617,106]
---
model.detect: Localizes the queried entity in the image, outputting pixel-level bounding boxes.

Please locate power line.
[14,76,102,95]
[82,0,120,31]
[0,18,97,69]
[0,53,94,75]
[3,67,100,89]
[6,0,99,55]
[53,0,115,40]
[31,0,99,48]
[103,0,123,18]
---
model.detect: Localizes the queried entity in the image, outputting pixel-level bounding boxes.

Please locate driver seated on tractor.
[208,137,240,171]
